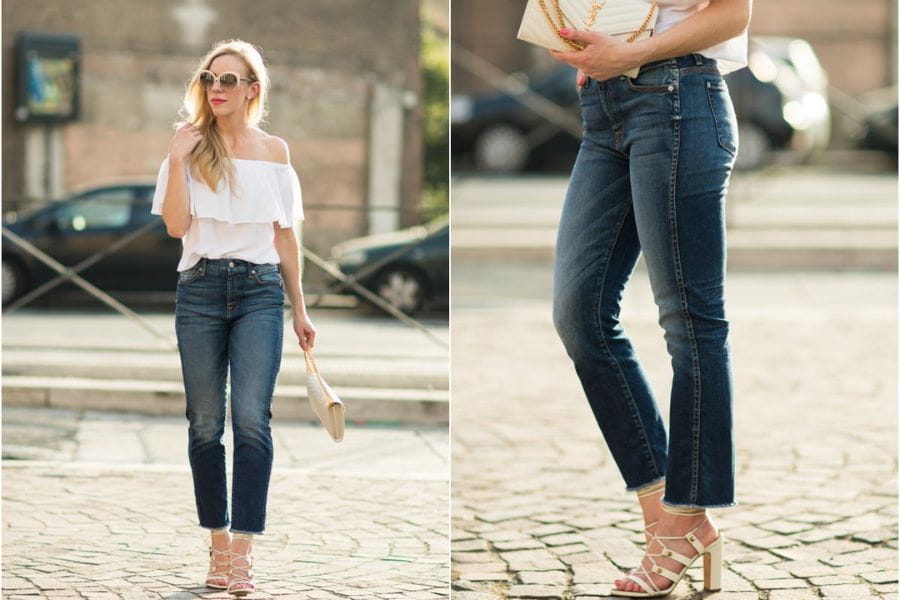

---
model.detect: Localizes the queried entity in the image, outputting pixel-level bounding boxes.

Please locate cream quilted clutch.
[304,350,345,442]
[517,0,660,78]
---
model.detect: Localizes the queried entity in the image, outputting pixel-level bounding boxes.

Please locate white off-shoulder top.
[655,0,748,76]
[150,156,304,271]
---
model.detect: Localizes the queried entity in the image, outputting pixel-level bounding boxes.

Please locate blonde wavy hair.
[175,39,270,193]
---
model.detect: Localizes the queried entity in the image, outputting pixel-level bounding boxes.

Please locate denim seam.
[666,71,704,505]
[706,81,737,157]
[230,527,264,535]
[662,498,738,510]
[594,199,663,482]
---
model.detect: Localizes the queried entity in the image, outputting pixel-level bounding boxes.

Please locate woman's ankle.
[210,527,230,547]
[635,480,665,526]
[231,532,254,554]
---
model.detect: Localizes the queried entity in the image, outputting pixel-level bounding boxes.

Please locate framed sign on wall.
[15,32,81,123]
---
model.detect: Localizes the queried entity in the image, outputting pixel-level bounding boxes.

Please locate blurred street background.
[450,0,898,598]
[2,0,450,598]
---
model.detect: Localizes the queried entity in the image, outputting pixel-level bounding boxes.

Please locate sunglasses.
[198,69,254,90]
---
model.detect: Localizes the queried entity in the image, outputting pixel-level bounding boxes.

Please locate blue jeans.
[175,257,285,533]
[552,53,737,508]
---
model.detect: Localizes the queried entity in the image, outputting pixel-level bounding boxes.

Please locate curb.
[452,228,898,271]
[2,350,448,391]
[2,376,449,426]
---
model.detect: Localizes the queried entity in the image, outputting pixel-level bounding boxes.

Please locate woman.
[150,39,316,596]
[548,0,751,596]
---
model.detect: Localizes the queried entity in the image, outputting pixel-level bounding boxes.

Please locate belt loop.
[693,53,703,65]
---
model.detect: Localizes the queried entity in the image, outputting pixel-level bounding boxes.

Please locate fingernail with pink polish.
[559,28,569,35]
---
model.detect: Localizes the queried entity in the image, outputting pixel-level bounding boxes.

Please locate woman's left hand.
[549,28,643,82]
[292,310,316,351]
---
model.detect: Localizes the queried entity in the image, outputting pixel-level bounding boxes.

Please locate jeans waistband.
[639,52,718,73]
[194,257,277,273]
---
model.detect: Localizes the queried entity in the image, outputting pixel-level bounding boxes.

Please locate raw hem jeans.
[175,257,285,533]
[552,53,737,509]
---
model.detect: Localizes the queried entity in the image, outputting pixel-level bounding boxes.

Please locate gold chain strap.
[625,2,658,43]
[536,0,659,50]
[538,0,583,50]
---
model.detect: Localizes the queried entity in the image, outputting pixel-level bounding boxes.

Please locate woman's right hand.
[169,123,202,160]
[576,69,587,91]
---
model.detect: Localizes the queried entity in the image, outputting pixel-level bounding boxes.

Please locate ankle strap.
[661,503,705,516]
[635,479,665,498]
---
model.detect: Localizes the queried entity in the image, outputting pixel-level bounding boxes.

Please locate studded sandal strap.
[644,561,682,582]
[655,544,694,566]
[683,530,707,554]
[652,518,709,554]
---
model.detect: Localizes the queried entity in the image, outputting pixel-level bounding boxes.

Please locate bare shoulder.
[263,134,291,165]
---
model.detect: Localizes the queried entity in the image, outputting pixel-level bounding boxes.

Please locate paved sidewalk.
[2,412,449,598]
[451,262,897,599]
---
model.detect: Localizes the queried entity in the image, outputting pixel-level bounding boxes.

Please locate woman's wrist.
[628,36,659,68]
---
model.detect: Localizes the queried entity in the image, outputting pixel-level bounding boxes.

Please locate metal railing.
[2,203,448,349]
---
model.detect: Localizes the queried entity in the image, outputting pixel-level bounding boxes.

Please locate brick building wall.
[3,0,423,257]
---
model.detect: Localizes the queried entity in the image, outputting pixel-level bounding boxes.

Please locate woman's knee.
[186,409,225,445]
[232,408,273,446]
[552,284,585,351]
[553,284,621,359]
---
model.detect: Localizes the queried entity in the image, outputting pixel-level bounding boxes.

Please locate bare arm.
[161,124,202,238]
[270,136,317,350]
[554,0,752,82]
[630,0,752,66]
[273,226,305,315]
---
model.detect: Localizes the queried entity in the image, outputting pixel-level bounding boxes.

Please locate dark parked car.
[451,35,830,172]
[2,181,180,305]
[329,216,448,315]
[731,35,831,169]
[854,86,898,159]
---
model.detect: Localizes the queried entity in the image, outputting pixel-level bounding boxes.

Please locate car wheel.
[2,258,25,305]
[473,124,529,173]
[373,267,427,315]
[735,121,771,171]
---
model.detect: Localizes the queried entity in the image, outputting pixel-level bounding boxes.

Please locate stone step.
[451,227,897,270]
[451,203,898,229]
[1,347,448,390]
[2,376,449,426]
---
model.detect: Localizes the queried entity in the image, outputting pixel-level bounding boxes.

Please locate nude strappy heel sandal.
[206,545,231,590]
[610,517,723,598]
[227,546,256,596]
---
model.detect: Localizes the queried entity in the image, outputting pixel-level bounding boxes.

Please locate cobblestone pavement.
[2,409,448,477]
[2,306,450,597]
[3,461,448,599]
[2,412,448,598]
[451,263,897,600]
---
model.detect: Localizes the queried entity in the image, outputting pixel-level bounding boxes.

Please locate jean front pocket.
[626,62,677,94]
[250,264,283,287]
[177,263,205,284]
[706,80,738,157]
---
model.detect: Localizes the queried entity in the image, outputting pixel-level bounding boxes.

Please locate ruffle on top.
[150,156,304,228]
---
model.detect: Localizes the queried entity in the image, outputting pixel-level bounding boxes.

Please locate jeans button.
[228,261,235,268]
